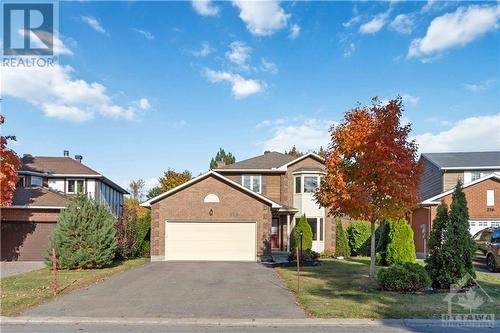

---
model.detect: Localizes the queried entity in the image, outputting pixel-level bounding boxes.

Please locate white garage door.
[165,222,256,261]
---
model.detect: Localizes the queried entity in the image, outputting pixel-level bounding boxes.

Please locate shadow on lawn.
[280,257,499,321]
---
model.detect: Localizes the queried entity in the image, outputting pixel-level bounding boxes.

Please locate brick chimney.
[216,160,226,168]
[74,155,83,163]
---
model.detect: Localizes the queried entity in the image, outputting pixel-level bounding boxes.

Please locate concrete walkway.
[0,262,45,278]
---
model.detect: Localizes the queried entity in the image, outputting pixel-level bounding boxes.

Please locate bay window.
[304,176,318,193]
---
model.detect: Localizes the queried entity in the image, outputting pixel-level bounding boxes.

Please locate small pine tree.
[425,203,449,288]
[48,194,118,269]
[335,219,350,257]
[376,221,391,265]
[439,181,476,288]
[292,214,313,251]
[385,219,416,265]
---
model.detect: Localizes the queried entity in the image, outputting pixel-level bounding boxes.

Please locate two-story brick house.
[1,152,128,261]
[411,151,500,257]
[142,151,335,261]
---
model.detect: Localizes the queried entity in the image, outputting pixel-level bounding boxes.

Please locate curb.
[2,317,498,327]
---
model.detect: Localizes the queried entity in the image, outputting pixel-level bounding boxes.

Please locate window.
[67,179,84,193]
[491,221,500,227]
[30,176,42,187]
[307,218,318,240]
[478,221,489,227]
[242,175,261,193]
[487,190,495,207]
[304,176,318,193]
[17,176,25,187]
[295,176,301,194]
[472,170,495,181]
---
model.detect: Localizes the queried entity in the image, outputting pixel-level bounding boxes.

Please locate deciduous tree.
[0,115,20,206]
[159,169,192,192]
[128,179,145,200]
[317,97,421,278]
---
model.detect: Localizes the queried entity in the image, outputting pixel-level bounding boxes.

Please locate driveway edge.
[1,317,498,327]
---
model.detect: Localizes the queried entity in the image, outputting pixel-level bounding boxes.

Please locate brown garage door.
[1,222,56,261]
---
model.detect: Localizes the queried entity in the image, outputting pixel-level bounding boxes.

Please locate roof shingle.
[422,151,500,169]
[219,152,295,170]
[19,156,100,175]
[11,187,69,207]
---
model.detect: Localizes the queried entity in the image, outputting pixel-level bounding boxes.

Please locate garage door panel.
[1,222,55,261]
[166,222,256,261]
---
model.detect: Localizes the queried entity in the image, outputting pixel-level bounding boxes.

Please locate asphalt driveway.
[25,262,305,318]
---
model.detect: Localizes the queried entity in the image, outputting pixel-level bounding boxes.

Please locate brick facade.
[411,177,500,254]
[150,175,273,260]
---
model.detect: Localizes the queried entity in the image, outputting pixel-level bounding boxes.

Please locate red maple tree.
[317,97,422,278]
[0,115,21,206]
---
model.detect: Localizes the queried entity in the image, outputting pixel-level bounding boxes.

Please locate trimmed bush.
[335,219,351,258]
[288,248,320,262]
[347,221,371,256]
[48,194,117,269]
[291,214,313,251]
[377,263,431,292]
[385,219,416,265]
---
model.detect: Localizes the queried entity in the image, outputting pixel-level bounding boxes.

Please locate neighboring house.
[142,151,335,262]
[411,151,500,257]
[1,152,128,261]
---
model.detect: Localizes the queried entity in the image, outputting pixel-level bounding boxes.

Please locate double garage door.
[1,222,55,261]
[166,221,256,261]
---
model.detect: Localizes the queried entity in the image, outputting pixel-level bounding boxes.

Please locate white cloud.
[421,0,436,13]
[192,41,215,57]
[136,98,151,110]
[19,30,73,55]
[343,42,356,58]
[464,79,496,92]
[408,5,500,59]
[401,94,420,105]
[192,0,220,16]
[289,23,300,39]
[412,113,500,153]
[259,118,334,152]
[232,0,290,36]
[2,64,141,122]
[390,14,414,34]
[260,58,278,75]
[204,69,265,99]
[359,12,389,34]
[81,16,106,34]
[134,29,155,40]
[343,15,362,28]
[226,41,252,70]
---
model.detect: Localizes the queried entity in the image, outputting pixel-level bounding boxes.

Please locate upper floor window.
[487,190,495,207]
[31,176,42,187]
[295,176,301,194]
[242,175,261,193]
[472,170,495,181]
[304,176,319,193]
[67,179,84,193]
[17,176,25,188]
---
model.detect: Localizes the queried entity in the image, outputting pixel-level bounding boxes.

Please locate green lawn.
[276,257,500,318]
[0,258,148,316]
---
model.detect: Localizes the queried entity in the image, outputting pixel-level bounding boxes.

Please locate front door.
[271,218,279,249]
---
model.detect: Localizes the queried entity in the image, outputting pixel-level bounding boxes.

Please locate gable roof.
[421,172,500,205]
[18,155,128,194]
[215,151,324,172]
[8,187,69,209]
[218,151,295,170]
[421,151,500,170]
[19,156,101,175]
[141,171,282,208]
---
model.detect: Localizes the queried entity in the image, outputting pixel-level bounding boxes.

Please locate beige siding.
[265,175,281,202]
[443,171,464,192]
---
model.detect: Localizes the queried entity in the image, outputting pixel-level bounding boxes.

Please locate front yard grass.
[0,258,148,316]
[276,257,500,318]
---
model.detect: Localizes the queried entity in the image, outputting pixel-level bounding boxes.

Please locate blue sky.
[2,0,499,191]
